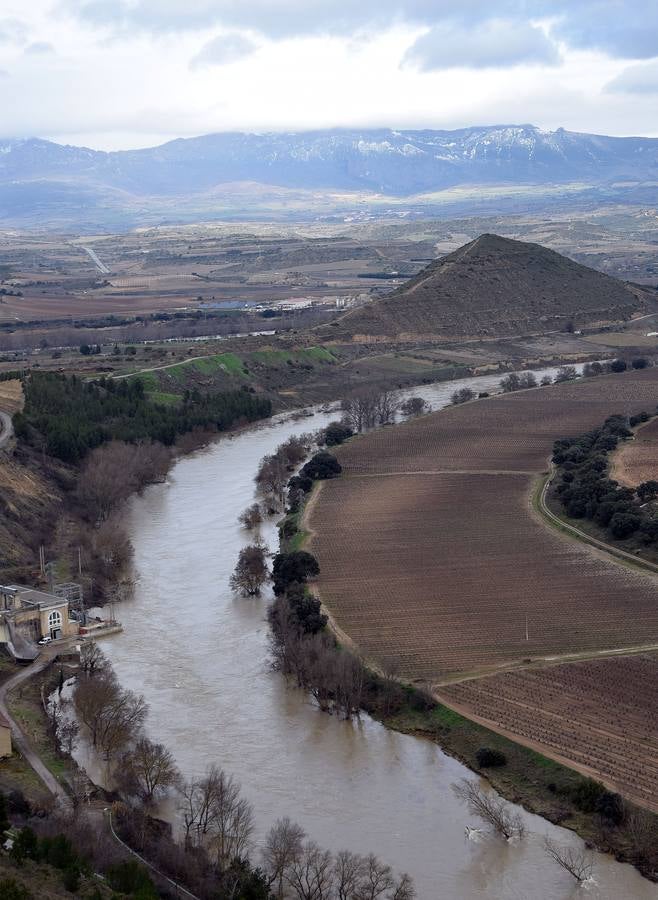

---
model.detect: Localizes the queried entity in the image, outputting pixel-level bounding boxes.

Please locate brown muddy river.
[97,368,657,900]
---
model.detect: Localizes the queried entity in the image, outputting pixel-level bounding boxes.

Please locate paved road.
[0,410,13,450]
[81,245,110,275]
[0,649,71,807]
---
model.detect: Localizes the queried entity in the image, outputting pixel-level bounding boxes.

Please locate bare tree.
[256,453,289,508]
[179,765,253,868]
[450,387,475,405]
[390,873,415,900]
[57,718,79,756]
[263,817,306,898]
[286,841,334,900]
[120,737,180,804]
[355,853,395,900]
[239,503,263,530]
[624,808,658,868]
[74,668,148,758]
[80,640,107,678]
[230,543,269,596]
[375,391,398,426]
[452,779,525,840]
[399,397,429,418]
[334,850,365,900]
[543,837,593,883]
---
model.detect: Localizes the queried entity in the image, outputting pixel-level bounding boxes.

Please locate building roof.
[2,585,67,610]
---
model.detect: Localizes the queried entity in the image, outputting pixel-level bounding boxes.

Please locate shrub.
[610,359,627,373]
[450,387,475,405]
[272,551,320,594]
[324,421,354,446]
[476,747,508,768]
[631,357,649,369]
[0,879,32,900]
[570,778,606,813]
[106,861,157,898]
[609,511,641,539]
[300,451,341,481]
[595,791,625,826]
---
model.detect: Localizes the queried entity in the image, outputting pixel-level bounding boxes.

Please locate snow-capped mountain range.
[1,124,658,229]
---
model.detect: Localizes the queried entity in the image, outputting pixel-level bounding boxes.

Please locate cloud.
[605,59,658,94]
[0,17,29,45]
[25,41,55,55]
[190,33,257,69]
[59,0,658,60]
[403,20,558,71]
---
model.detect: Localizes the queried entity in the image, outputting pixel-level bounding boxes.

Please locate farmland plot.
[439,655,658,811]
[611,415,658,488]
[308,367,658,804]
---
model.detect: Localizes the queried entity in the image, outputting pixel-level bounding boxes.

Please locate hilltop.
[326,234,653,342]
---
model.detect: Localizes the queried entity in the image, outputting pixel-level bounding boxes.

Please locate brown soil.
[611,417,658,488]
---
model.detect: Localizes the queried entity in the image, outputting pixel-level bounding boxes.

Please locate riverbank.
[294,378,658,883]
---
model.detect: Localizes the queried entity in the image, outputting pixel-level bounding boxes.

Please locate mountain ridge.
[2,125,658,229]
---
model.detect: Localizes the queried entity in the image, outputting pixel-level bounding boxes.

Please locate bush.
[610,358,627,373]
[0,879,32,900]
[570,778,606,813]
[631,357,649,369]
[450,387,475,405]
[272,551,320,594]
[609,511,641,539]
[324,421,354,446]
[300,451,342,481]
[106,861,158,898]
[595,791,625,826]
[476,747,508,768]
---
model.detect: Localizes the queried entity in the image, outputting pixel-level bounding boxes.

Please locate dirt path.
[0,410,13,450]
[0,650,71,807]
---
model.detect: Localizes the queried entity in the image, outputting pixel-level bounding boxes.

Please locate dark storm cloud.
[62,1,658,62]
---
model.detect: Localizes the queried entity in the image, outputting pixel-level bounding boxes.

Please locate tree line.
[14,372,271,464]
[553,410,658,544]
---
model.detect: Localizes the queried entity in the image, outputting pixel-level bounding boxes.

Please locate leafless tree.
[230,543,269,596]
[286,840,334,900]
[341,392,379,433]
[625,807,658,868]
[543,837,593,883]
[389,873,415,900]
[452,779,525,840]
[279,435,312,469]
[334,850,365,900]
[375,391,398,426]
[74,668,147,758]
[554,365,578,383]
[334,651,364,719]
[80,640,107,677]
[179,764,253,868]
[57,718,79,757]
[239,503,263,530]
[399,397,429,418]
[120,737,180,804]
[450,387,475,405]
[256,453,289,508]
[262,817,306,898]
[355,853,395,900]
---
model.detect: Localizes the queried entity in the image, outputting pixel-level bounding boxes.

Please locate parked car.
[37,636,52,646]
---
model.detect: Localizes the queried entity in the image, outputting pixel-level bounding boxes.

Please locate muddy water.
[97,367,657,900]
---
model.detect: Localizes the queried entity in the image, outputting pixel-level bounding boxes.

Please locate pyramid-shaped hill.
[329,234,652,342]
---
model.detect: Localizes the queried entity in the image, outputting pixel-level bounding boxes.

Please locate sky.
[1,0,657,150]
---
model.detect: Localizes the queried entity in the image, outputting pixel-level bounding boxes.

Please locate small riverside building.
[0,584,78,645]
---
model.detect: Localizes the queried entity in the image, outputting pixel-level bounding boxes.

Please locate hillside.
[328,234,653,341]
[3,125,658,229]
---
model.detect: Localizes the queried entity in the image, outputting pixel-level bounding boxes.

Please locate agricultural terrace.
[611,415,658,488]
[439,654,658,812]
[307,367,658,681]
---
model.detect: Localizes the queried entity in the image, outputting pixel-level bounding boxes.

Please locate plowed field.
[308,368,658,804]
[611,416,658,488]
[439,654,658,811]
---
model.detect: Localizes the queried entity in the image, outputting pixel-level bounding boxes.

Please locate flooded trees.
[119,737,180,805]
[238,502,263,530]
[543,838,593,883]
[260,821,416,900]
[73,663,147,758]
[179,764,254,867]
[230,543,269,596]
[452,779,525,841]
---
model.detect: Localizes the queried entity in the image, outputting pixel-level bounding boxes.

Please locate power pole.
[525,613,529,642]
